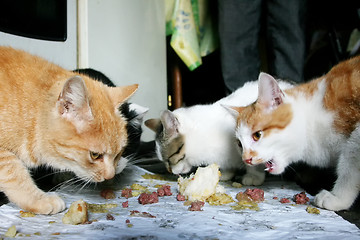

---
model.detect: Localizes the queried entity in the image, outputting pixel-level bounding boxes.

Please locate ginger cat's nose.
[244,158,253,165]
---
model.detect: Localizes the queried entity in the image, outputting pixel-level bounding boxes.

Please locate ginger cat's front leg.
[0,150,65,214]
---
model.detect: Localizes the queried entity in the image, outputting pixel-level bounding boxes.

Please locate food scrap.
[122,201,129,208]
[4,225,17,237]
[244,188,264,202]
[280,198,291,203]
[232,192,259,211]
[293,192,310,204]
[138,192,159,205]
[100,189,116,199]
[157,185,172,196]
[178,163,223,201]
[131,183,147,191]
[20,210,36,217]
[142,173,168,180]
[130,210,156,218]
[232,182,243,188]
[126,219,133,228]
[188,201,205,211]
[62,199,88,225]
[87,203,118,213]
[121,188,133,199]
[106,213,115,221]
[130,184,148,197]
[206,193,234,206]
[306,206,320,214]
[177,194,186,201]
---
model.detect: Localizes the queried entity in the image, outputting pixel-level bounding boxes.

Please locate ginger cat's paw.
[25,193,65,215]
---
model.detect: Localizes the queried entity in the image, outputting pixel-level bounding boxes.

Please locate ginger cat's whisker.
[0,47,138,214]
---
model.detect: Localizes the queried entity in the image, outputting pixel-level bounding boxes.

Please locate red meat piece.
[244,188,264,202]
[293,192,309,204]
[138,192,159,205]
[188,201,205,211]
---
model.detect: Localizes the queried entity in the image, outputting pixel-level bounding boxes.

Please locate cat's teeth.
[265,160,274,172]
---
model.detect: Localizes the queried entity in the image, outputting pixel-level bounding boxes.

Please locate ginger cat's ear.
[108,84,139,110]
[145,118,162,132]
[221,104,243,119]
[257,72,284,111]
[57,76,94,132]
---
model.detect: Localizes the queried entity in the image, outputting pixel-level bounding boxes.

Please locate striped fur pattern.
[0,47,137,214]
[232,56,360,211]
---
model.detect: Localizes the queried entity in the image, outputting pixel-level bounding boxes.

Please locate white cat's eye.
[90,151,103,160]
[237,139,242,148]
[252,131,263,141]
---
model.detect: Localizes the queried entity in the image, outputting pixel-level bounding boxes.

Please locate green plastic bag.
[166,0,218,71]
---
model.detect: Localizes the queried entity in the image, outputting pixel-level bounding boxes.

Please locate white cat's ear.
[257,72,284,110]
[160,110,179,137]
[57,76,94,132]
[107,84,139,110]
[145,118,161,132]
[129,103,149,122]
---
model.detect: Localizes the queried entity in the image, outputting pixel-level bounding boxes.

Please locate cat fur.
[146,80,293,183]
[232,56,360,210]
[0,47,137,214]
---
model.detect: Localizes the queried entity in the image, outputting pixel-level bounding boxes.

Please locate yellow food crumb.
[231,200,259,211]
[232,182,243,188]
[131,183,147,191]
[20,211,36,217]
[142,173,166,180]
[88,203,118,213]
[306,206,320,214]
[206,193,235,206]
[34,232,41,236]
[4,225,17,237]
[131,190,143,197]
[48,221,56,224]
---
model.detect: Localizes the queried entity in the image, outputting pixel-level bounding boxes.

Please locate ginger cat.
[231,56,360,211]
[0,47,137,214]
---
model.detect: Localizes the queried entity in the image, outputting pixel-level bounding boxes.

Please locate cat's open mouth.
[265,160,274,172]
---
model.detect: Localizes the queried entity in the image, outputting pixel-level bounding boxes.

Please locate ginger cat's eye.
[90,152,103,160]
[252,131,263,141]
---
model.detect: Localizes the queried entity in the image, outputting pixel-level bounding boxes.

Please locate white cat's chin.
[264,159,285,175]
[171,162,192,175]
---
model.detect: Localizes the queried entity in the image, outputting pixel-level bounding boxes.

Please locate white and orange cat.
[231,56,360,211]
[0,47,138,214]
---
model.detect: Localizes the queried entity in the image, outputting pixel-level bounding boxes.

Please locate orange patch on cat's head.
[50,75,138,182]
[235,101,293,138]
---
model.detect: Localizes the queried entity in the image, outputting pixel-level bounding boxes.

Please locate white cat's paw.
[29,193,66,215]
[314,190,351,211]
[241,173,265,186]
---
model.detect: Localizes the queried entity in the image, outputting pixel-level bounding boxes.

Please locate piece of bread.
[62,199,88,225]
[177,164,224,201]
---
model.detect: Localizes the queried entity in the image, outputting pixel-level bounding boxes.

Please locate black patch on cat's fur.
[73,68,115,87]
